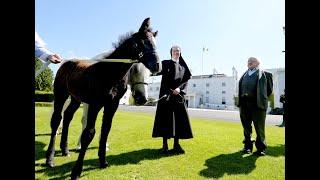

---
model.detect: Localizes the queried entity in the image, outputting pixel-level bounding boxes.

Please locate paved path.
[118,105,283,126]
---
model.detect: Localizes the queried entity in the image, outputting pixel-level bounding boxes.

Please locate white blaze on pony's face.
[151,35,157,47]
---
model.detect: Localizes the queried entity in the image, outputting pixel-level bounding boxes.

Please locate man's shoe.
[253,150,266,156]
[241,148,252,154]
[173,144,185,154]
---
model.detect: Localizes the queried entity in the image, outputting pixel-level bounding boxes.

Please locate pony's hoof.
[99,161,109,168]
[45,159,55,168]
[60,146,70,156]
[70,174,79,180]
[71,170,80,180]
[61,150,70,157]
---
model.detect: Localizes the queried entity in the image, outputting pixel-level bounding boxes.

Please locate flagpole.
[202,47,208,107]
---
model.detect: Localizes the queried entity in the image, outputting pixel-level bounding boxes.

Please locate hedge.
[35,102,53,107]
[35,91,54,102]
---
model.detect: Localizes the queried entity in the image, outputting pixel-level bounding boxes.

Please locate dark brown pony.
[45,18,161,180]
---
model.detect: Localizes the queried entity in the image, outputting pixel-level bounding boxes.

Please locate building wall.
[146,68,285,110]
[147,74,237,109]
[187,76,237,109]
[265,68,285,108]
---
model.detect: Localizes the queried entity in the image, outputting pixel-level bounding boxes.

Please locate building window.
[149,87,153,91]
[193,84,196,87]
[156,87,159,91]
[206,83,210,87]
[222,82,226,87]
[222,91,226,94]
[222,97,226,104]
[206,91,210,94]
[206,97,209,103]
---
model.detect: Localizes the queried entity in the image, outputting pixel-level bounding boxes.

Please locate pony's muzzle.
[133,94,147,105]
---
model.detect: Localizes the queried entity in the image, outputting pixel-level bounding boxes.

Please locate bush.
[35,58,54,91]
[35,102,53,107]
[35,90,54,102]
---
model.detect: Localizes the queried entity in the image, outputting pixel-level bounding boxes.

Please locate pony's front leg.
[71,103,103,180]
[98,99,120,168]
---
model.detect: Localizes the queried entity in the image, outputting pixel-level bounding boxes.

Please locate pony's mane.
[112,31,135,49]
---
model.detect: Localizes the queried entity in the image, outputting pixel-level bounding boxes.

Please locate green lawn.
[35,107,285,180]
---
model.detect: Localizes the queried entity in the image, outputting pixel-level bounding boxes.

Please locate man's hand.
[48,54,62,64]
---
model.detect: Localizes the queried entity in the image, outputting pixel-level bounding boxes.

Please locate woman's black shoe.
[173,144,185,154]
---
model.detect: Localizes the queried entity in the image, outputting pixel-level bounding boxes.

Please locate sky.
[35,0,285,82]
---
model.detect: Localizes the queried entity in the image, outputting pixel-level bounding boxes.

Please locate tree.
[35,58,54,91]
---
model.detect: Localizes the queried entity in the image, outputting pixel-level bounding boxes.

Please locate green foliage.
[35,58,54,91]
[35,102,53,107]
[35,90,54,102]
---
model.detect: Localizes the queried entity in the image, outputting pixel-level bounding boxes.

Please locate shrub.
[35,90,54,102]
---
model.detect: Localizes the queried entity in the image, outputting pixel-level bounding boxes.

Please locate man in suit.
[152,45,193,154]
[237,57,273,156]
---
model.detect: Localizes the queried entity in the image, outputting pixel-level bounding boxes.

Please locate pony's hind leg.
[71,103,103,179]
[76,102,89,150]
[45,92,69,167]
[60,96,81,156]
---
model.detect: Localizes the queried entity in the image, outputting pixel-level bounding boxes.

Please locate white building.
[148,67,238,110]
[126,67,285,111]
[186,73,237,110]
[265,68,285,108]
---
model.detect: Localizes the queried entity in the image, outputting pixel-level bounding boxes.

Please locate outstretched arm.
[35,32,61,64]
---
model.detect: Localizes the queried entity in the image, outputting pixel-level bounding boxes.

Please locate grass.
[35,107,285,180]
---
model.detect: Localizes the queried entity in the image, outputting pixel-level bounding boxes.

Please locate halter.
[129,37,157,62]
[130,82,149,97]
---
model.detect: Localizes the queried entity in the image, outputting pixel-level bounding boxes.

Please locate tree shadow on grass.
[35,141,47,162]
[199,144,285,179]
[35,148,179,179]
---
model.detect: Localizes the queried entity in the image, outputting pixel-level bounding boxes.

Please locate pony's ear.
[139,17,151,33]
[153,30,158,37]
